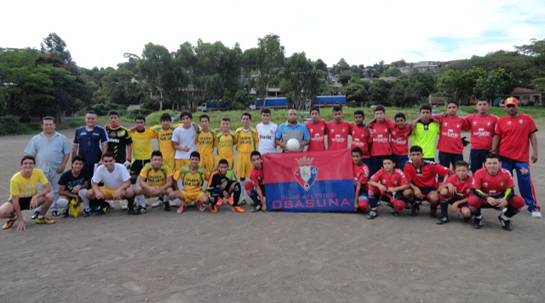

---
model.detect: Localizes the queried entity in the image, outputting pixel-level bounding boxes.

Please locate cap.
[504,97,518,106]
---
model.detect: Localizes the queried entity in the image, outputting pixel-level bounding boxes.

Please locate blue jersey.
[73,126,109,165]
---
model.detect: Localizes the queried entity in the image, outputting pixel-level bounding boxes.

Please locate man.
[276,108,310,152]
[469,153,525,231]
[106,110,132,166]
[24,116,71,217]
[169,151,211,213]
[432,101,470,170]
[256,108,278,154]
[130,115,156,210]
[135,150,174,212]
[491,97,541,218]
[86,152,138,215]
[0,155,55,231]
[172,111,197,169]
[305,107,328,151]
[464,98,498,174]
[411,105,440,162]
[72,110,109,175]
[368,105,395,175]
[57,155,92,217]
[351,110,372,168]
[327,105,351,150]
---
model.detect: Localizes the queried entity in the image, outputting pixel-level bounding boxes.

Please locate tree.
[368,80,392,104]
[390,59,406,68]
[137,43,175,111]
[338,72,352,86]
[343,82,368,105]
[381,68,401,77]
[280,52,322,109]
[40,32,73,64]
[473,68,516,100]
[331,58,350,75]
[256,34,285,105]
[516,38,545,89]
[315,59,327,72]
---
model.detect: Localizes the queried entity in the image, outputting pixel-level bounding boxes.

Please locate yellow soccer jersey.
[174,165,209,192]
[131,128,155,160]
[9,169,49,200]
[215,131,236,160]
[196,129,216,155]
[151,125,177,160]
[235,127,259,153]
[139,163,173,187]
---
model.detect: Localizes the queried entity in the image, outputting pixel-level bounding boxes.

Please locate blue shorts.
[393,154,409,170]
[439,151,463,170]
[447,196,469,209]
[417,186,437,198]
[470,149,489,173]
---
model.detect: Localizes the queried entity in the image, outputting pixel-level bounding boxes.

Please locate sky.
[3,0,545,69]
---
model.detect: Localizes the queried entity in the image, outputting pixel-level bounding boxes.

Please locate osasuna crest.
[519,119,523,124]
[293,156,318,191]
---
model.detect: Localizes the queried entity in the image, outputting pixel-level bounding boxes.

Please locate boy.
[410,105,440,162]
[169,151,210,213]
[436,160,473,224]
[368,105,395,175]
[135,150,174,212]
[215,117,236,168]
[464,98,498,173]
[351,147,371,213]
[172,111,197,170]
[150,113,179,170]
[235,113,259,204]
[469,153,525,231]
[305,107,328,151]
[207,159,244,213]
[350,110,371,167]
[130,115,156,210]
[245,151,267,213]
[196,114,216,173]
[327,105,351,150]
[432,101,470,169]
[256,108,278,154]
[404,145,452,217]
[0,155,55,231]
[367,156,411,219]
[106,110,132,166]
[390,113,412,170]
[57,155,92,217]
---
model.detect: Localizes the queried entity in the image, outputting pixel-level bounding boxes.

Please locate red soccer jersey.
[464,114,498,150]
[369,120,395,156]
[351,124,372,158]
[327,121,351,150]
[432,115,470,154]
[389,125,411,155]
[370,168,408,189]
[495,114,537,162]
[445,174,474,198]
[404,160,450,189]
[472,167,515,196]
[353,162,370,190]
[250,167,265,192]
[306,120,328,151]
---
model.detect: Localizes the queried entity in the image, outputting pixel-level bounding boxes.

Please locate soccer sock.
[233,184,241,205]
[368,195,378,208]
[239,181,246,201]
[127,196,136,210]
[439,201,448,218]
[78,190,90,210]
[98,199,109,210]
[170,199,181,206]
[504,205,519,218]
[57,198,69,209]
[136,195,146,208]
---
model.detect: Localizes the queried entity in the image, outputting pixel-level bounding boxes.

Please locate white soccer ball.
[286,138,301,152]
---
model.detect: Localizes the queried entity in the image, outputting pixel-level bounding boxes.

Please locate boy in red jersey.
[327,105,351,150]
[305,107,328,151]
[436,160,473,224]
[367,155,411,219]
[245,151,267,213]
[404,145,453,217]
[368,105,395,175]
[351,147,371,212]
[350,110,372,168]
[389,113,412,170]
[432,101,470,170]
[464,98,498,173]
[468,153,525,231]
[491,97,540,218]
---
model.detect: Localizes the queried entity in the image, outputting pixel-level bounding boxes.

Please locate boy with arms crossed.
[436,160,473,224]
[172,111,197,170]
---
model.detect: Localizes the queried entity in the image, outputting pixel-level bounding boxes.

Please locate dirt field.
[1,128,544,303]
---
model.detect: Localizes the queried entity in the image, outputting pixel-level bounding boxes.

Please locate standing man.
[491,97,541,218]
[24,116,72,217]
[432,101,470,170]
[106,110,132,166]
[72,110,109,175]
[464,98,498,174]
[276,108,310,152]
[411,105,440,162]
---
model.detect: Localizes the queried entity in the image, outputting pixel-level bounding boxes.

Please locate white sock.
[137,195,146,207]
[171,199,181,206]
[57,198,69,209]
[239,181,246,200]
[79,189,90,209]
[500,213,510,221]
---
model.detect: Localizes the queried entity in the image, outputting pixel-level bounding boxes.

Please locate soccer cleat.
[199,204,207,212]
[472,217,483,229]
[498,215,513,231]
[83,208,91,217]
[391,209,400,217]
[251,205,262,213]
[217,198,224,206]
[530,211,542,219]
[210,203,217,213]
[31,211,40,220]
[232,206,245,213]
[238,199,246,206]
[177,205,186,214]
[2,218,18,230]
[463,217,471,223]
[151,199,163,208]
[96,207,108,215]
[62,208,69,218]
[367,209,378,220]
[429,207,438,218]
[35,217,55,224]
[164,202,171,212]
[51,210,60,217]
[139,206,147,214]
[436,217,449,225]
[227,197,234,206]
[119,200,128,210]
[410,203,420,217]
[127,208,141,215]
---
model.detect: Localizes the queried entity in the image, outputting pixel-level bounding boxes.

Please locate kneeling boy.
[135,150,174,212]
[352,147,371,212]
[170,151,210,213]
[436,160,473,224]
[57,155,92,217]
[208,159,244,213]
[245,151,267,213]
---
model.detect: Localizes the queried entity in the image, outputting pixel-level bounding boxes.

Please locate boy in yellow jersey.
[150,113,179,170]
[169,151,210,213]
[135,150,174,212]
[196,114,216,172]
[235,112,259,204]
[215,117,236,169]
[1,155,55,231]
[130,115,156,210]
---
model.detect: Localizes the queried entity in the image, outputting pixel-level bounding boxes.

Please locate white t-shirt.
[92,163,131,189]
[257,122,278,154]
[172,125,196,159]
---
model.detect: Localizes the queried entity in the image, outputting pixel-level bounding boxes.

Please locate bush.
[0,115,31,135]
[125,109,154,120]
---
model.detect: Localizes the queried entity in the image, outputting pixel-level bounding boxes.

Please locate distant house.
[508,87,542,106]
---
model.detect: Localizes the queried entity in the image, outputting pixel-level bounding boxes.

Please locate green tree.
[331,58,350,75]
[390,59,406,68]
[137,43,175,111]
[315,59,327,72]
[473,68,516,100]
[280,52,322,109]
[40,32,73,64]
[343,82,368,105]
[256,34,285,106]
[516,38,545,89]
[368,80,392,103]
[381,68,401,77]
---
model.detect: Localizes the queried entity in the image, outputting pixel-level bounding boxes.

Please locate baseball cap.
[504,97,518,106]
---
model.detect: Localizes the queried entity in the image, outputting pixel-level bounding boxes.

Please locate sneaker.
[227,197,234,205]
[31,211,40,220]
[429,207,438,218]
[251,205,262,213]
[177,205,186,214]
[238,199,246,206]
[498,215,513,231]
[472,217,483,229]
[410,203,420,217]
[164,202,171,212]
[463,217,471,223]
[391,209,400,217]
[232,206,245,213]
[210,203,217,213]
[119,200,128,210]
[35,217,55,224]
[376,201,381,207]
[217,198,224,206]
[367,209,378,220]
[199,204,207,212]
[96,207,108,215]
[139,206,147,214]
[530,211,542,219]
[2,218,18,230]
[106,200,114,208]
[151,199,163,208]
[436,217,449,225]
[51,210,60,217]
[127,208,141,215]
[405,203,412,210]
[62,208,69,218]
[84,209,92,217]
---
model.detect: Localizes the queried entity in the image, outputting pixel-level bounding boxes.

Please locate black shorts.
[8,197,32,210]
[130,159,150,176]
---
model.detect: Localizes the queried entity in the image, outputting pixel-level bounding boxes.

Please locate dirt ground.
[1,127,544,303]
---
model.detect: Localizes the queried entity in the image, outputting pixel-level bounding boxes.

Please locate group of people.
[0,97,540,232]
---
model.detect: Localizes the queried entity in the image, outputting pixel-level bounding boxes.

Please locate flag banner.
[263,149,355,212]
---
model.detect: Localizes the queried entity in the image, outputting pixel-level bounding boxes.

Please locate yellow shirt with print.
[139,163,173,187]
[196,129,216,155]
[131,128,156,160]
[174,165,209,193]
[235,127,259,153]
[150,124,181,160]
[215,131,236,159]
[9,169,49,200]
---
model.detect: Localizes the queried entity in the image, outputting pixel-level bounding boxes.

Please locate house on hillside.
[508,87,542,106]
